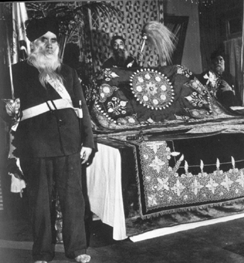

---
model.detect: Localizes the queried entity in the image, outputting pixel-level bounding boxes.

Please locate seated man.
[197,49,239,109]
[102,35,138,69]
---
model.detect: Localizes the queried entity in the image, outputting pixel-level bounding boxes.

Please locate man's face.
[34,31,58,56]
[29,30,60,72]
[112,39,126,59]
[212,55,225,75]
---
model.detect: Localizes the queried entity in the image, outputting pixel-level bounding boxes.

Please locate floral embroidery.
[203,71,230,96]
[221,175,234,191]
[103,69,119,81]
[130,68,174,110]
[191,178,204,195]
[176,65,193,78]
[171,179,185,196]
[117,115,139,125]
[138,141,244,218]
[186,108,210,119]
[204,71,217,87]
[149,156,165,173]
[185,92,209,108]
[107,97,128,115]
[206,177,219,194]
[186,78,209,96]
[99,83,118,103]
[157,177,169,191]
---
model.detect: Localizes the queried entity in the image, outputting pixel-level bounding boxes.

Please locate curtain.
[224,37,243,105]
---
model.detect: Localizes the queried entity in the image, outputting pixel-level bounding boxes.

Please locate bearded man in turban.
[6,16,94,263]
[197,49,240,109]
[102,35,138,68]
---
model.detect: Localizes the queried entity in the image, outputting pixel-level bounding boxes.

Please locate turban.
[26,17,59,42]
[210,49,225,61]
[110,35,125,48]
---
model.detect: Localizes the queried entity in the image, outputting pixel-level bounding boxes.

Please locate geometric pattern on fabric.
[130,68,174,110]
[136,138,244,219]
[88,0,160,72]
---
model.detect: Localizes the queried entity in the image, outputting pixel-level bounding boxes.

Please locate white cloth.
[8,134,26,194]
[21,99,80,120]
[86,143,127,240]
[10,174,26,193]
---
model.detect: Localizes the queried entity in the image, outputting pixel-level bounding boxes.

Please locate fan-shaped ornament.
[130,69,174,110]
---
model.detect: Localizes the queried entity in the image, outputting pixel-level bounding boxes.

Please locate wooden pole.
[5,17,15,99]
[241,0,244,105]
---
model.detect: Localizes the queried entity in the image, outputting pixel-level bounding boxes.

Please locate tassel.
[142,21,176,66]
[216,158,220,170]
[184,160,188,174]
[179,154,184,161]
[231,156,235,169]
[200,160,204,173]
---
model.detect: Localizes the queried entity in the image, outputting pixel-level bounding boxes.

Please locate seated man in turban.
[5,16,94,263]
[102,35,138,68]
[197,49,240,109]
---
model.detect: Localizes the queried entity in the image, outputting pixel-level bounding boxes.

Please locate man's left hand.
[80,147,92,165]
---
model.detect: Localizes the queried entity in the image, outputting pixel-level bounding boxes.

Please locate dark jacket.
[197,70,238,109]
[12,60,94,158]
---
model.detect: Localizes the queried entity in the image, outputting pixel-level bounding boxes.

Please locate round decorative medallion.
[98,83,118,103]
[129,69,174,110]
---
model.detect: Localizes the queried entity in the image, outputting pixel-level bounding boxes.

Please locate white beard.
[27,43,63,87]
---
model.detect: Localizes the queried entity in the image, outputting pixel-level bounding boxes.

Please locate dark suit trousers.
[20,152,87,261]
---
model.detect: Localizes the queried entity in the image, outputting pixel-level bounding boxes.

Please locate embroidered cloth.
[134,134,244,219]
[91,66,243,131]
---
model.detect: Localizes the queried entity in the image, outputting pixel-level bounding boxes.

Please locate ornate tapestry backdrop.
[81,0,163,73]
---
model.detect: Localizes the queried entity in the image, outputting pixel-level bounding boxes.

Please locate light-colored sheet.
[86,143,127,240]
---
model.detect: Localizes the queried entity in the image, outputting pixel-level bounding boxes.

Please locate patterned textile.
[134,135,244,219]
[89,0,162,72]
[130,69,174,110]
[91,65,240,131]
